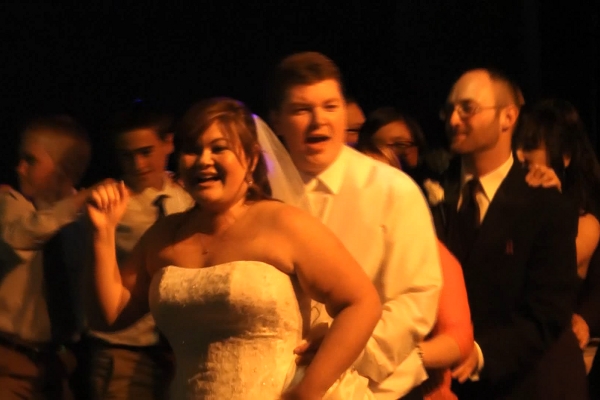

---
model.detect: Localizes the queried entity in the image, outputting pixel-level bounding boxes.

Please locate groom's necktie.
[152,194,169,220]
[306,179,330,222]
[458,178,481,258]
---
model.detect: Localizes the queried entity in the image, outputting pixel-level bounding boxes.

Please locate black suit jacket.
[436,160,583,399]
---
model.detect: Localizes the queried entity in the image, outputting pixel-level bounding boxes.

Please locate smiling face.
[443,69,521,174]
[179,122,251,210]
[445,71,504,156]
[272,79,347,175]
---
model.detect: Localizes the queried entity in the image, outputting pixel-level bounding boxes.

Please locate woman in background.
[515,98,598,398]
[356,132,473,400]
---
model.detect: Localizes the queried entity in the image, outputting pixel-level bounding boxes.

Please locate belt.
[83,334,170,353]
[0,333,67,363]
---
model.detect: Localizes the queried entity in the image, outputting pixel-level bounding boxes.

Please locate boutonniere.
[423,179,445,206]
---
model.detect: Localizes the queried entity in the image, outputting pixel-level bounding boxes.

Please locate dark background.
[1,1,597,186]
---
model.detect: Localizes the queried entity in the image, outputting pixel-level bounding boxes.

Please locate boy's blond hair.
[22,115,91,186]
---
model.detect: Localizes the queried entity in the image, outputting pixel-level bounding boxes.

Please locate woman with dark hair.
[515,99,600,280]
[86,98,381,399]
[356,131,473,400]
[356,107,433,189]
[515,98,600,398]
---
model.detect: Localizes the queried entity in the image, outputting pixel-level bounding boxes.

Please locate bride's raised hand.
[87,180,130,231]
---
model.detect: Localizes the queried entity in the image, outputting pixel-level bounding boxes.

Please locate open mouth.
[195,174,221,184]
[305,135,329,144]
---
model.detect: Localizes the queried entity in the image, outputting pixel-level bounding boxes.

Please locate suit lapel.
[441,179,463,258]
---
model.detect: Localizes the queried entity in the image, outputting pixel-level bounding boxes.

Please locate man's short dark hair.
[111,102,174,141]
[267,52,344,112]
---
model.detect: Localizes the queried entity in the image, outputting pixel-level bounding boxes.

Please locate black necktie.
[458,179,481,258]
[43,226,78,343]
[152,194,168,220]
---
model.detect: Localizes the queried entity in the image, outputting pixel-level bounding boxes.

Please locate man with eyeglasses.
[437,68,582,399]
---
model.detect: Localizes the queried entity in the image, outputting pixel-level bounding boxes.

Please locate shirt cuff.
[469,341,484,382]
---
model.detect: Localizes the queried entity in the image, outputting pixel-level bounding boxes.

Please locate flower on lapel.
[423,179,445,206]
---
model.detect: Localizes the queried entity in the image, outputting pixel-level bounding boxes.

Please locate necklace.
[199,234,209,255]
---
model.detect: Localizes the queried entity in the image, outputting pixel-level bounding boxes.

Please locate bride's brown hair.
[178,98,272,201]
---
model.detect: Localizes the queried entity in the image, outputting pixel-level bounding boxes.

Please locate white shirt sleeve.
[354,181,442,382]
[0,189,81,250]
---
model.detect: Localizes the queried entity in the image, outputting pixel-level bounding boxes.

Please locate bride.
[87,97,381,399]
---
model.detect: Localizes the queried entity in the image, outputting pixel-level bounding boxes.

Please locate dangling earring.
[245,176,254,187]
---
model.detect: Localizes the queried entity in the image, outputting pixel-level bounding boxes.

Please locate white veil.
[252,115,373,399]
[253,115,311,213]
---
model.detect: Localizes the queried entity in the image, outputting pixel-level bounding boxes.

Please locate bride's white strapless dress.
[149,261,307,400]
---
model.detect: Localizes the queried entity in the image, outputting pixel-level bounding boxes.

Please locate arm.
[420,241,473,369]
[577,241,600,336]
[477,191,578,384]
[575,213,600,279]
[0,188,89,249]
[87,181,150,327]
[354,182,442,382]
[280,206,382,399]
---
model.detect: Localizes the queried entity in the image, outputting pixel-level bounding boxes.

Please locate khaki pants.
[87,344,174,400]
[0,342,75,400]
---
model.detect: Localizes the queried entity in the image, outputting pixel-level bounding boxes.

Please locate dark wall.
[1,2,597,186]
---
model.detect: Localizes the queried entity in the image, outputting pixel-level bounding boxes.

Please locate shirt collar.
[136,172,176,203]
[462,153,513,202]
[301,146,348,195]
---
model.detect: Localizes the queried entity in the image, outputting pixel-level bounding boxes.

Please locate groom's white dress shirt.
[302,146,442,400]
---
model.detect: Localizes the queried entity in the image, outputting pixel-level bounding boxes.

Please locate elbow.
[101,308,119,327]
[363,286,383,327]
[331,287,382,330]
[94,290,128,328]
[85,297,119,331]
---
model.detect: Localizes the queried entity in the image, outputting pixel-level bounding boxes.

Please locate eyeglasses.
[439,100,504,121]
[384,141,416,152]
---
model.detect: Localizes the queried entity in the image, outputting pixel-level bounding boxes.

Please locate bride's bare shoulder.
[251,200,320,231]
[252,199,308,217]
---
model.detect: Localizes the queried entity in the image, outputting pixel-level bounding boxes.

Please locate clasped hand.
[451,347,479,383]
[86,180,130,230]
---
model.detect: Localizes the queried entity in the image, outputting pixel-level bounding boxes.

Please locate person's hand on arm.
[525,164,562,192]
[420,241,473,371]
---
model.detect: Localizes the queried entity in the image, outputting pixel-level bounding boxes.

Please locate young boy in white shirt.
[0,115,92,400]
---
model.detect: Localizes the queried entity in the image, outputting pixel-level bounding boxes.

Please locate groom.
[268,51,442,400]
